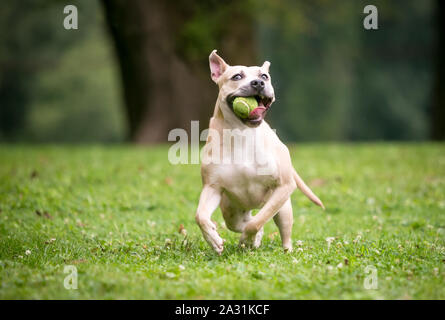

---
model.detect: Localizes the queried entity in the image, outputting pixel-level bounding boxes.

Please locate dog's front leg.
[195,185,224,254]
[240,183,296,248]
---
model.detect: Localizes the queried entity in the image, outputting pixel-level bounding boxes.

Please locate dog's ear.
[261,61,271,73]
[209,50,228,83]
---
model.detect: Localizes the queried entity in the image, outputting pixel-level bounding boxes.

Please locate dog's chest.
[215,157,279,209]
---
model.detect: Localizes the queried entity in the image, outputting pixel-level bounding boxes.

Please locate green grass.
[0,143,444,299]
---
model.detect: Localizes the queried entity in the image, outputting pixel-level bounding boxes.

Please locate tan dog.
[195,50,324,254]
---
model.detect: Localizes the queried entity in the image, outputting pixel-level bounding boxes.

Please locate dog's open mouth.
[228,95,273,126]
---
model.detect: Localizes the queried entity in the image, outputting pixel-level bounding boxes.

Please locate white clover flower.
[326,237,335,249]
[353,234,362,244]
[25,250,31,255]
[296,240,303,247]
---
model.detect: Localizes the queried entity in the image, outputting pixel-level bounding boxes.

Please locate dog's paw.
[253,228,264,248]
[203,227,224,254]
[198,219,224,254]
[209,234,224,255]
[239,234,256,249]
[239,227,263,249]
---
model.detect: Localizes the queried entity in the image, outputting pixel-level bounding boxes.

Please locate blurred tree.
[0,1,58,140]
[258,0,434,141]
[0,0,95,141]
[431,0,445,140]
[349,1,433,140]
[101,0,257,143]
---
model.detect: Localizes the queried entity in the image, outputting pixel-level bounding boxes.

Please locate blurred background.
[0,0,443,143]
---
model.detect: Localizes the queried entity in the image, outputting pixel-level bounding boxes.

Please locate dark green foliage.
[0,0,125,142]
[258,0,434,141]
[0,0,439,142]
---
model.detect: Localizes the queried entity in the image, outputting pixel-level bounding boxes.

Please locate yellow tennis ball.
[232,97,258,119]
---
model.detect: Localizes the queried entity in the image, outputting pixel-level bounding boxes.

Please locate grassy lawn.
[0,143,444,299]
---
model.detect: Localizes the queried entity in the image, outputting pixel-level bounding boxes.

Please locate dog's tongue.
[248,106,267,120]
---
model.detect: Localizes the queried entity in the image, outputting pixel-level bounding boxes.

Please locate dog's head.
[209,50,275,127]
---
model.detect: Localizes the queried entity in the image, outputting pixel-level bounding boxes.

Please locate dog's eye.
[231,74,243,81]
[261,73,269,80]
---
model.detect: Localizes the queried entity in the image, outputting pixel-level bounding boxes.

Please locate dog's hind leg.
[220,195,249,233]
[273,198,293,252]
[220,195,264,248]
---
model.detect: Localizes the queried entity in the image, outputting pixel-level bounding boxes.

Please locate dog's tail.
[293,170,325,210]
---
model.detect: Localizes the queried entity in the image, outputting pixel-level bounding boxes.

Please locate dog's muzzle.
[226,91,273,127]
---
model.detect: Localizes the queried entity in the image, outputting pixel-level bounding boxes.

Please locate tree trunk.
[431,0,445,140]
[101,0,256,143]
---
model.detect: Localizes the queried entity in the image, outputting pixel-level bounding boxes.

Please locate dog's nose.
[250,79,265,90]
